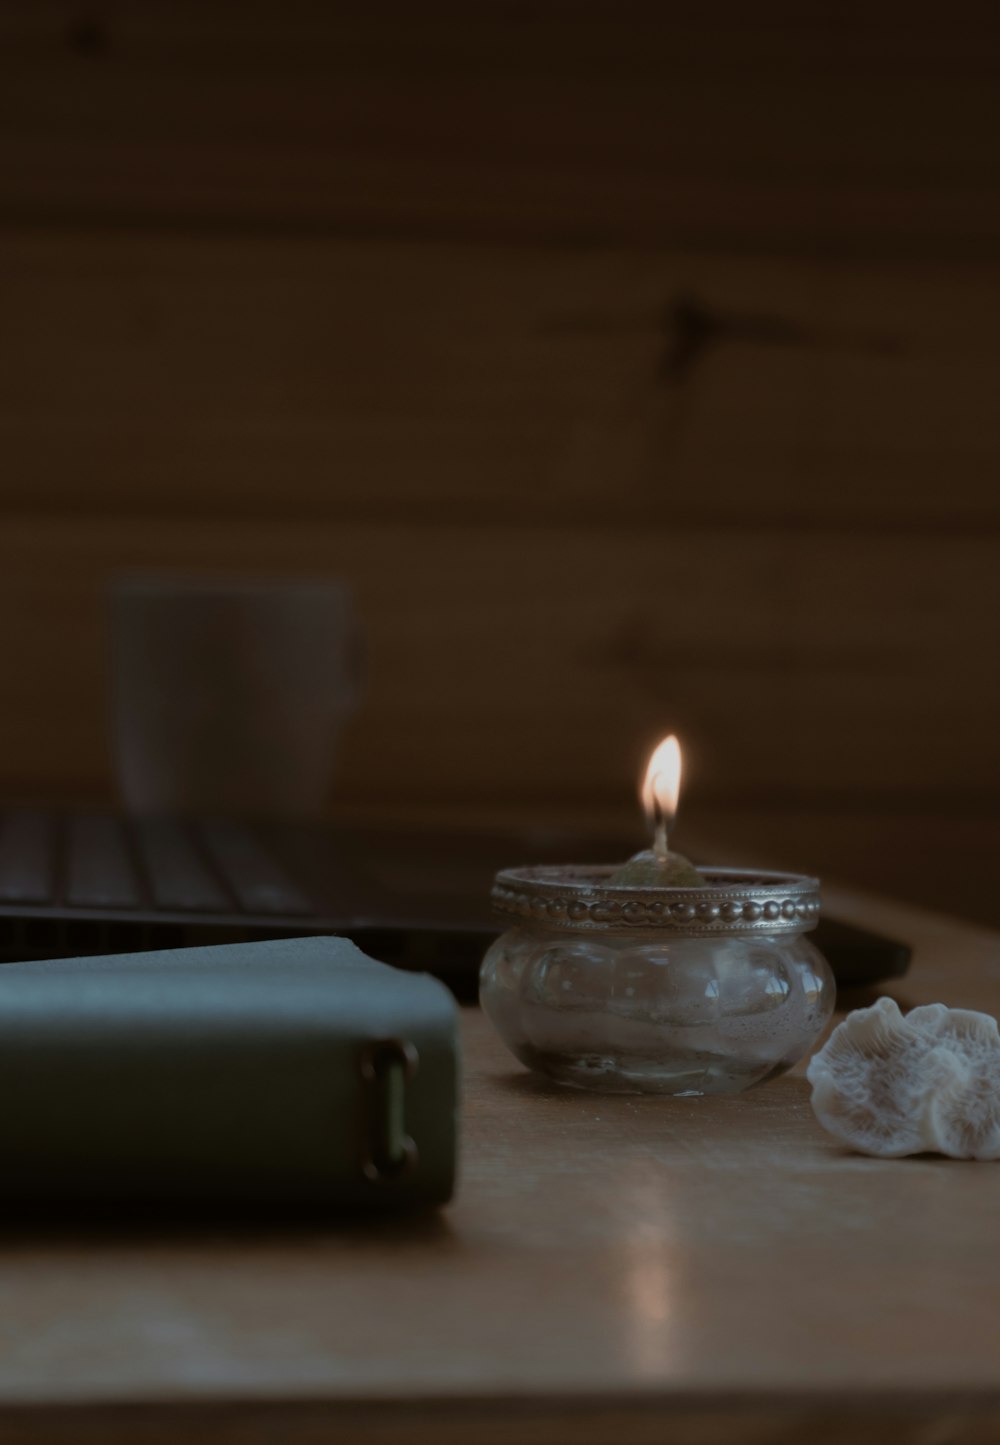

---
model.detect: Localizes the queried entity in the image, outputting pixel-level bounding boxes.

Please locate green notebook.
[0,936,459,1209]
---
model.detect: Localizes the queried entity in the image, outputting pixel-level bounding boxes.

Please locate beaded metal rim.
[491,865,821,935]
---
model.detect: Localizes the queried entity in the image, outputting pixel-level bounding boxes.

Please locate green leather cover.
[0,937,459,1209]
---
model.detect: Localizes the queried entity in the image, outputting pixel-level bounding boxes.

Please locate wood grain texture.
[3,231,1000,528]
[2,2,1000,256]
[0,515,996,813]
[1,1,999,918]
[0,887,996,1443]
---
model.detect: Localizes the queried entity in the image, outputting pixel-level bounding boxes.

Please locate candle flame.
[642,735,682,856]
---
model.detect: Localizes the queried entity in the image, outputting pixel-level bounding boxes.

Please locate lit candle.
[608,734,706,887]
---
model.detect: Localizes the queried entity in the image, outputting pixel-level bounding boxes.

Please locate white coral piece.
[806,997,1000,1160]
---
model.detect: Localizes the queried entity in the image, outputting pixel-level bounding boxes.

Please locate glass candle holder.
[480,866,834,1096]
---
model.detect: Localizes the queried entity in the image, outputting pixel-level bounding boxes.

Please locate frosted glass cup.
[111,576,363,817]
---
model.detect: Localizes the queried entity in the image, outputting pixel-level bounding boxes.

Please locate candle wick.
[652,797,669,859]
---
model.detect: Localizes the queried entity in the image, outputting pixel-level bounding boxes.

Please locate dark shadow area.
[835,984,917,1013]
[491,1069,573,1099]
[0,1199,457,1251]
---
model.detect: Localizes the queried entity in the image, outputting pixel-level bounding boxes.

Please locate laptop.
[0,809,911,1001]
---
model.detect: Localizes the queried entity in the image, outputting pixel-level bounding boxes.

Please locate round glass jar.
[480,866,834,1095]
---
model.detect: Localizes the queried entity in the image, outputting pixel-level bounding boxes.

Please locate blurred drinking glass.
[110,575,363,817]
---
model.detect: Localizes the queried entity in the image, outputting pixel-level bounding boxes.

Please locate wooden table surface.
[1,884,999,1444]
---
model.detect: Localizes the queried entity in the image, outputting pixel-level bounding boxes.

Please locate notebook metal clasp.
[358,1039,420,1183]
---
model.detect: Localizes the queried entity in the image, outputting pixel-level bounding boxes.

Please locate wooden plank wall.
[1,2,999,918]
